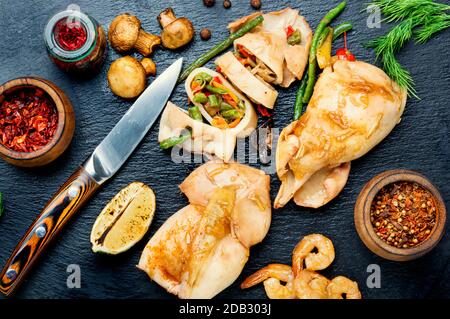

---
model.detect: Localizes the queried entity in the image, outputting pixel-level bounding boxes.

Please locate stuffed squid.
[275,60,407,208]
[138,162,271,299]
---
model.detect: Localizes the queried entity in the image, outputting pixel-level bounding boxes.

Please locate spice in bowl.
[0,88,58,153]
[370,182,437,249]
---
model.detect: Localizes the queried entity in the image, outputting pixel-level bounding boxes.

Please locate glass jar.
[44,9,107,76]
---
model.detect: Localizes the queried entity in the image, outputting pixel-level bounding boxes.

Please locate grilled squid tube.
[228,8,313,88]
[185,67,257,137]
[275,60,407,208]
[216,52,278,109]
[138,161,271,299]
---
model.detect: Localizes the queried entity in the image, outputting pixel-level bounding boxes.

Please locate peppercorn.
[223,0,232,9]
[250,0,261,9]
[200,28,211,41]
[203,0,215,7]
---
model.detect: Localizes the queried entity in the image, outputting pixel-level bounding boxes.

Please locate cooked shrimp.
[241,264,293,289]
[263,278,296,299]
[241,264,295,299]
[292,234,335,273]
[327,276,362,299]
[293,270,329,299]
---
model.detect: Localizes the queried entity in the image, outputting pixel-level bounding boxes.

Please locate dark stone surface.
[0,0,449,299]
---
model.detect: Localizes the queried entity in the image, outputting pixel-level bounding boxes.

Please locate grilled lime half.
[90,182,156,255]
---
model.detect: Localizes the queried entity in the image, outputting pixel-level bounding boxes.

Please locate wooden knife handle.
[0,166,100,296]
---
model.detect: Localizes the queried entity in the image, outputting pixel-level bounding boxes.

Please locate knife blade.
[0,58,183,296]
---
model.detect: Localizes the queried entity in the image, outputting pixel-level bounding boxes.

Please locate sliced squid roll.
[233,32,285,86]
[215,51,278,109]
[228,8,313,88]
[158,101,238,162]
[261,8,312,86]
[185,67,257,138]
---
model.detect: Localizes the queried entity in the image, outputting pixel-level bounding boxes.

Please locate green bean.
[194,72,213,83]
[159,133,190,150]
[294,74,308,121]
[220,102,234,112]
[221,109,242,121]
[178,15,264,82]
[317,27,331,49]
[302,1,347,104]
[333,22,353,41]
[205,85,228,94]
[193,92,208,104]
[188,106,203,122]
[208,94,220,107]
[238,100,246,110]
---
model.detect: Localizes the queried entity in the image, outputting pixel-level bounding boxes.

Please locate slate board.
[0,0,449,299]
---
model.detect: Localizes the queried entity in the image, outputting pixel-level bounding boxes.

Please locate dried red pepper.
[54,19,87,51]
[0,88,58,152]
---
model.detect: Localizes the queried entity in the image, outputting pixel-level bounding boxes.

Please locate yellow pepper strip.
[316,27,333,69]
[212,81,239,104]
[211,116,229,129]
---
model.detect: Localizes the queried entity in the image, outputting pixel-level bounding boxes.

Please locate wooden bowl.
[0,77,75,167]
[355,169,446,261]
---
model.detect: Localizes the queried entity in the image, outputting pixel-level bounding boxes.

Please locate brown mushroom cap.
[108,14,141,52]
[161,18,195,49]
[107,56,147,99]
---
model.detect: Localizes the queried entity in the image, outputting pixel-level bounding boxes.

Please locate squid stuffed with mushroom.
[138,162,271,299]
[275,60,407,208]
[216,8,313,109]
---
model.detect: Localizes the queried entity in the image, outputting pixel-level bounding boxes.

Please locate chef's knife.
[0,58,183,296]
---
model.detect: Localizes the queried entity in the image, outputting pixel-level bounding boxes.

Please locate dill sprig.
[415,14,450,43]
[371,0,450,22]
[367,0,450,98]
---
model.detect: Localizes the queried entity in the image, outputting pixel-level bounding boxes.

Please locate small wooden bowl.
[0,77,75,167]
[355,169,446,261]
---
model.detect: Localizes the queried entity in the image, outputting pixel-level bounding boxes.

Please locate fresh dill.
[366,0,450,98]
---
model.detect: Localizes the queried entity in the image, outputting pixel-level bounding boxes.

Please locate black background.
[0,0,449,299]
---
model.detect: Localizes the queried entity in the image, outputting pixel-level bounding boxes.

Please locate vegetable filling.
[233,44,277,84]
[191,72,245,129]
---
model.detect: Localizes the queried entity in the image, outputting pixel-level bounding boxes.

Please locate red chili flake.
[0,88,58,153]
[54,18,87,51]
[370,182,437,249]
[285,25,295,38]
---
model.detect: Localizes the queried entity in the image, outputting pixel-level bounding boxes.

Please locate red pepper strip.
[237,44,254,59]
[257,104,272,117]
[223,94,239,110]
[213,76,222,84]
[286,25,295,38]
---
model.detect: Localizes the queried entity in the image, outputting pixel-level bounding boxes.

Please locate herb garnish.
[366,0,450,98]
